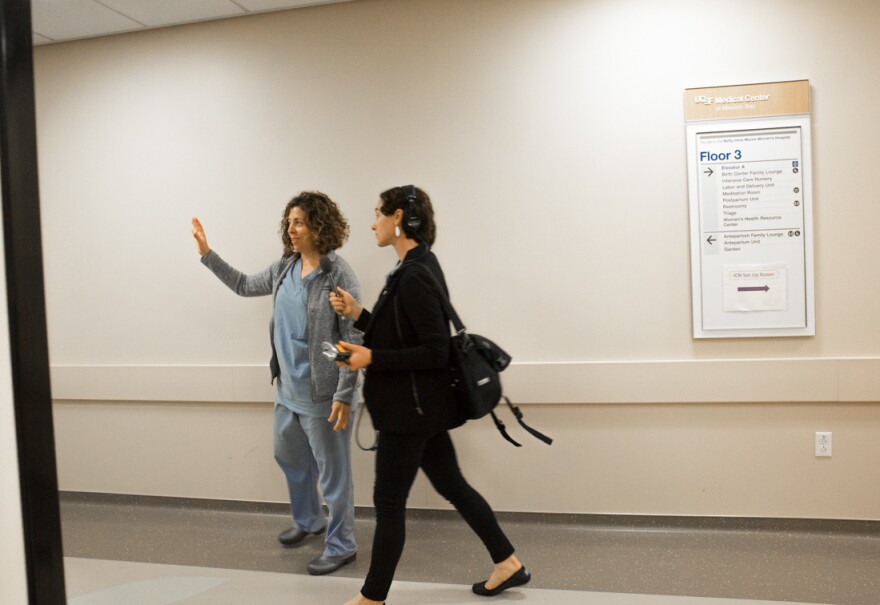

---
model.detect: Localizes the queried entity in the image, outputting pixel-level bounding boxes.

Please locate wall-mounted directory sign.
[685,80,815,338]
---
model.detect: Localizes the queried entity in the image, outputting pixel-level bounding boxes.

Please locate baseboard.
[59,491,880,535]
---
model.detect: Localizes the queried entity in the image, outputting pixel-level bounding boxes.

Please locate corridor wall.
[37,0,880,518]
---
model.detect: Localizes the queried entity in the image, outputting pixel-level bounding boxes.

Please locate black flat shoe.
[277,526,324,547]
[472,566,531,596]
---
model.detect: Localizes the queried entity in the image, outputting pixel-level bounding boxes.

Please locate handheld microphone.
[319,255,339,296]
[320,255,353,362]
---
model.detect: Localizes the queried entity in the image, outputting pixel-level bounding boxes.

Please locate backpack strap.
[501,397,554,445]
[489,410,522,447]
[403,261,466,334]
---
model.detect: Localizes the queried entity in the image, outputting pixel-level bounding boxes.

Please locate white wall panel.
[0,193,29,605]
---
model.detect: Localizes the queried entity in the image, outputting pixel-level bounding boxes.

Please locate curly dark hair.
[379,185,436,246]
[280,191,350,255]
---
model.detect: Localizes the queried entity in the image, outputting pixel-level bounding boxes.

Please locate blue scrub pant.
[273,402,357,558]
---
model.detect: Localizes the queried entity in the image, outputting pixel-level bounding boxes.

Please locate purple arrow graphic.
[738,285,769,293]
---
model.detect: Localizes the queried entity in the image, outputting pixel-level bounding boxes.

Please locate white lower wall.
[53,396,880,520]
[0,401,27,605]
[51,358,880,518]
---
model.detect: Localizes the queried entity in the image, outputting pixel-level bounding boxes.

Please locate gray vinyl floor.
[60,494,880,605]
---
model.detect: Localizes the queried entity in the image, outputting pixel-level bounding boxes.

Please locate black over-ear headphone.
[403,185,421,230]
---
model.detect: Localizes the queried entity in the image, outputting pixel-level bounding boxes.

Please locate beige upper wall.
[33,0,880,371]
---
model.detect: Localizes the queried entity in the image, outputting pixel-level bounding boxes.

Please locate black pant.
[360,430,515,601]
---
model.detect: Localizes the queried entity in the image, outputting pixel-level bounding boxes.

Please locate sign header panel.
[685,80,810,121]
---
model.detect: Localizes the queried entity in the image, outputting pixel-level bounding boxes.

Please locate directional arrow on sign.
[738,285,770,293]
[706,235,716,245]
[704,167,714,177]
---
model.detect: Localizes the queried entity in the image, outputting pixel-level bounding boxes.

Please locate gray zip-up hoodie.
[200,249,362,405]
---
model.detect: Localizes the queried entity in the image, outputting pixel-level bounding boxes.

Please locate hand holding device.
[322,341,352,363]
[329,287,361,320]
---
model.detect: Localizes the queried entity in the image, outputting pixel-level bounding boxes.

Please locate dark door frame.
[0,0,67,603]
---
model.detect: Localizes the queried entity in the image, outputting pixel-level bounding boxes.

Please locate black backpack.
[419,267,553,447]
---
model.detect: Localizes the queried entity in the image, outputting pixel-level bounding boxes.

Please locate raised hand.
[191,217,210,257]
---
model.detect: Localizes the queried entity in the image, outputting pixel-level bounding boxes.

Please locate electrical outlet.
[815,432,832,457]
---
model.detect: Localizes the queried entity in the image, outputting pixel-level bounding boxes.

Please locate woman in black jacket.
[331,186,530,605]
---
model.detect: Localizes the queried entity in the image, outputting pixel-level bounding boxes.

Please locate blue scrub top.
[273,259,333,418]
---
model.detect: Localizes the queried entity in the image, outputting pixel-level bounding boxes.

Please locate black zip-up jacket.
[354,244,463,433]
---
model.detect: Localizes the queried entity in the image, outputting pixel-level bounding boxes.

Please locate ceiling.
[31,0,356,45]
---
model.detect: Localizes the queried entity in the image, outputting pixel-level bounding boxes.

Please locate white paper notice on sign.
[723,264,787,312]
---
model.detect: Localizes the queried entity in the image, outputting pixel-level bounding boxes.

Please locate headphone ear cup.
[404,185,421,230]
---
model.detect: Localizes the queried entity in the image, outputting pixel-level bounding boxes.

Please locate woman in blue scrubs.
[191,191,361,576]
